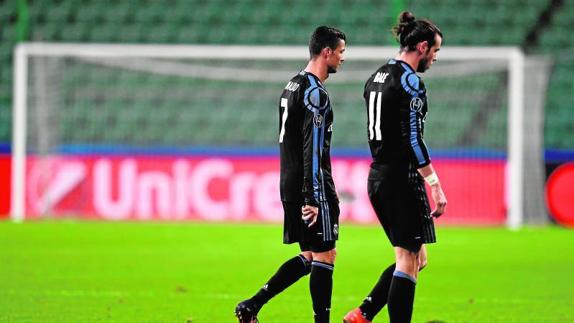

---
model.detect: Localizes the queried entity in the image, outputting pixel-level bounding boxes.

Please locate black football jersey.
[279,71,338,206]
[363,59,431,168]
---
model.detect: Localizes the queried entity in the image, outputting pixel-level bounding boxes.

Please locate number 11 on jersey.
[368,91,382,141]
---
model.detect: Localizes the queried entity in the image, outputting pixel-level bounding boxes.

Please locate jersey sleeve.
[398,72,431,168]
[302,82,330,207]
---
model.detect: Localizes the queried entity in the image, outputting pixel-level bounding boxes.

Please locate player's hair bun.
[392,11,442,51]
[396,11,416,35]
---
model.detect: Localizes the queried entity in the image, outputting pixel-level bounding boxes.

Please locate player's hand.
[301,205,319,227]
[430,184,447,218]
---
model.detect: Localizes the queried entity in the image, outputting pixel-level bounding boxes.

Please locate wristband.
[424,173,439,186]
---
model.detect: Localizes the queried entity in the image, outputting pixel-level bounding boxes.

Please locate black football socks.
[359,262,396,320]
[250,255,311,310]
[387,270,417,323]
[310,261,334,323]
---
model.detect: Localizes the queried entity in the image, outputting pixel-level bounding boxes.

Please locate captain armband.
[424,172,440,186]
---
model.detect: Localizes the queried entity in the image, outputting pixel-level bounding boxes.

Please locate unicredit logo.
[23,156,377,223]
[28,157,87,214]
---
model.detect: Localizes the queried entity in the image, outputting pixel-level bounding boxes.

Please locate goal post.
[12,43,546,227]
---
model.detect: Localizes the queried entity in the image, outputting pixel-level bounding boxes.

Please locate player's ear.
[417,41,429,54]
[322,46,333,57]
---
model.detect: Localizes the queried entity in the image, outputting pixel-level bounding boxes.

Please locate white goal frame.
[11,43,525,228]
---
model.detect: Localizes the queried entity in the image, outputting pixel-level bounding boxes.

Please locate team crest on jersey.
[410,97,424,112]
[313,114,324,127]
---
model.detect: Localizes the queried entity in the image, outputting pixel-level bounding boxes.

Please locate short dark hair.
[309,26,346,58]
[392,11,442,52]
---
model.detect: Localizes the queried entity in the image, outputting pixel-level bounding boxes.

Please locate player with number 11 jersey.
[364,59,430,168]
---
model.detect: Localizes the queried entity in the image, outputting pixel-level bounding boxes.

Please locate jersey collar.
[303,70,323,86]
[393,59,416,73]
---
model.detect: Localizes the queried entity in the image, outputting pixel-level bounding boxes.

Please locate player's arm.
[301,88,328,226]
[302,104,319,207]
[417,163,447,218]
[301,107,320,226]
[398,74,432,169]
[398,74,447,217]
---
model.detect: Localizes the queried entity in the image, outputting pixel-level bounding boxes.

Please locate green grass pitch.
[1,221,573,322]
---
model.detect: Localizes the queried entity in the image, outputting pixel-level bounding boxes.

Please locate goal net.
[12,43,549,227]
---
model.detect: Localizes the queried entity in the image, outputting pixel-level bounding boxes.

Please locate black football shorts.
[282,200,339,253]
[368,163,436,253]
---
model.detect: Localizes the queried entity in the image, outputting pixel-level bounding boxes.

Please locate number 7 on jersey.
[279,98,288,143]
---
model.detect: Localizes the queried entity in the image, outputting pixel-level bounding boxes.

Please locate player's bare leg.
[418,244,428,272]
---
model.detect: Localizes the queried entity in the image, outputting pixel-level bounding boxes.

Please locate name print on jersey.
[284,81,300,92]
[373,72,389,83]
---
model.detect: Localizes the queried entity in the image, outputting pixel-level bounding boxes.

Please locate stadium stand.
[538,0,574,149]
[0,0,571,150]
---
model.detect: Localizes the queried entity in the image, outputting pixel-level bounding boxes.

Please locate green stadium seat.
[46,3,73,22]
[88,26,117,43]
[2,22,16,42]
[0,0,15,23]
[59,22,91,41]
[188,3,216,24]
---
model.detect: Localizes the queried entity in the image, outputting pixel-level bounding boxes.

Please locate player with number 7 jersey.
[279,71,339,245]
[235,26,345,323]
